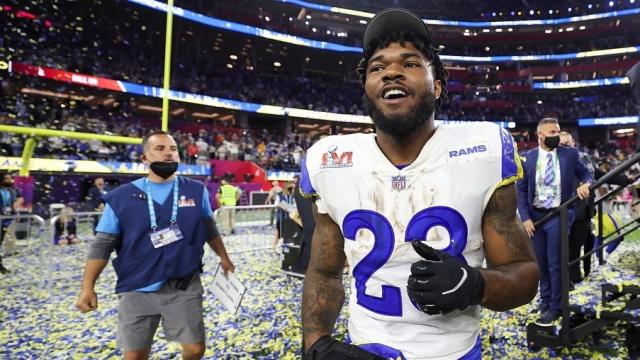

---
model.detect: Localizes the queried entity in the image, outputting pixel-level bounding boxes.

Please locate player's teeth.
[383,89,406,98]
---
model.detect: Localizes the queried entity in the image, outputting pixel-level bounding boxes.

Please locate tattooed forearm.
[302,203,347,351]
[480,183,540,311]
[483,183,533,261]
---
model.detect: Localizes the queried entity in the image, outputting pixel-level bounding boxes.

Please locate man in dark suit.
[517,118,593,326]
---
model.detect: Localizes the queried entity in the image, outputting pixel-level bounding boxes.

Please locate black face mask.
[544,135,560,150]
[150,161,179,179]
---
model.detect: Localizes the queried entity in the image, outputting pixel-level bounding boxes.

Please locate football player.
[301,8,539,360]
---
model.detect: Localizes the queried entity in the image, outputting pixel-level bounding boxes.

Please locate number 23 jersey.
[300,122,523,360]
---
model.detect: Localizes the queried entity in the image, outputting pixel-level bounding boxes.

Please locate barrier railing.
[46,212,103,290]
[213,205,277,254]
[527,151,640,347]
[0,214,46,288]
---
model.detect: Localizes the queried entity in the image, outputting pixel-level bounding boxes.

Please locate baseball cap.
[362,8,433,60]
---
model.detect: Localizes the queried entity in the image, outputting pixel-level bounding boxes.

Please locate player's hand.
[522,219,535,238]
[576,183,590,200]
[76,288,98,313]
[220,257,235,276]
[407,242,485,315]
[304,336,384,360]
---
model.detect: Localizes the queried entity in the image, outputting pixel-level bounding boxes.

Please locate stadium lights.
[578,116,639,126]
[273,61,281,67]
[192,112,217,118]
[566,27,574,31]
[359,19,367,24]
[615,128,635,134]
[229,54,238,60]
[579,25,586,29]
[545,29,552,33]
[138,105,162,112]
[136,0,640,30]
[127,0,640,62]
[20,87,92,101]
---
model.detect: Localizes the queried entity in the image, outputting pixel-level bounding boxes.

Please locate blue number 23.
[341,206,468,316]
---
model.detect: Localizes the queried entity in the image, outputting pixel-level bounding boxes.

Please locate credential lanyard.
[145,177,179,231]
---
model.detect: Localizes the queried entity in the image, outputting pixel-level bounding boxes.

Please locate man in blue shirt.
[75,131,234,360]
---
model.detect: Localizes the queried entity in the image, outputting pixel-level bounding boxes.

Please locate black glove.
[304,336,384,360]
[407,241,485,315]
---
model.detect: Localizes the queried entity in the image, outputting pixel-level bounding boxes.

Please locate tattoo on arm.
[302,202,346,351]
[483,184,533,262]
[480,183,540,311]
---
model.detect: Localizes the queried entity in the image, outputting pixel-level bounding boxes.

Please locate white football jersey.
[300,122,522,360]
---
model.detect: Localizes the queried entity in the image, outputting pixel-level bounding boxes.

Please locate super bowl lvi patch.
[178,195,196,207]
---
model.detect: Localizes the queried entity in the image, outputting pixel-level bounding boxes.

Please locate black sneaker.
[0,265,9,274]
[535,310,561,326]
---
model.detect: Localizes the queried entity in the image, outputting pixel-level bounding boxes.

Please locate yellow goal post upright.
[0,124,142,176]
[3,0,176,175]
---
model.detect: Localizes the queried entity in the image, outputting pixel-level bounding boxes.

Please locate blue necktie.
[543,153,555,208]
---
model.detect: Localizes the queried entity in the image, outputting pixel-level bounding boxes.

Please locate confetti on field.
[0,226,638,359]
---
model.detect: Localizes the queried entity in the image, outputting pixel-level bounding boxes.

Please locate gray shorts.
[117,274,205,351]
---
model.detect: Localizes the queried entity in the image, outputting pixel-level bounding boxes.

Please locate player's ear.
[434,79,442,100]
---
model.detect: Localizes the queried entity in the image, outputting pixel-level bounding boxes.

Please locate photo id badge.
[150,224,184,249]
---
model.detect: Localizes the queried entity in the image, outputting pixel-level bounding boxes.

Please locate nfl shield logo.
[391,175,406,190]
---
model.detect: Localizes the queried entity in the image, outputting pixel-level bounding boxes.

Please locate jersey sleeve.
[299,156,320,199]
[95,203,122,235]
[300,148,330,214]
[495,127,524,188]
[202,187,213,218]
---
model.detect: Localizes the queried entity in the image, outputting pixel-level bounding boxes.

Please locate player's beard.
[363,91,436,138]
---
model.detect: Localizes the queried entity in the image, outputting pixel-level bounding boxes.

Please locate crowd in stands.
[1,0,639,175]
[1,0,637,123]
[1,80,637,175]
